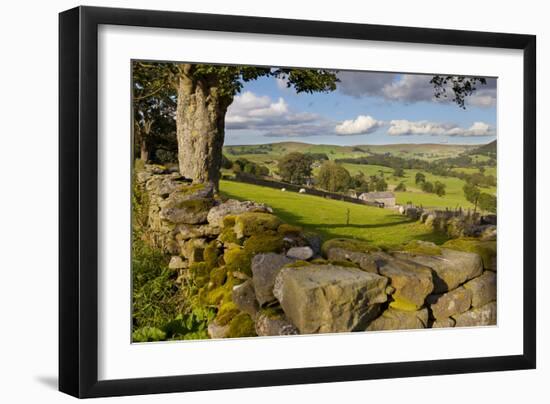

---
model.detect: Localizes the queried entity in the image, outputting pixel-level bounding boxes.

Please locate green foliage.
[478,193,497,213]
[277,152,314,184]
[370,175,388,192]
[393,167,405,177]
[132,326,167,342]
[221,154,233,169]
[394,182,407,192]
[434,181,446,197]
[463,182,481,204]
[316,161,352,192]
[416,172,426,185]
[421,181,434,193]
[233,158,269,177]
[430,75,487,109]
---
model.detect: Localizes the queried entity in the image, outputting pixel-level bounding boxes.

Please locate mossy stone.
[443,238,497,271]
[222,215,236,228]
[277,223,303,236]
[203,241,221,269]
[218,227,240,245]
[175,197,212,212]
[283,260,312,269]
[227,313,257,338]
[321,238,379,257]
[234,212,282,239]
[329,260,360,268]
[209,266,228,287]
[205,279,234,306]
[310,258,329,265]
[243,232,284,255]
[401,240,442,256]
[215,301,240,326]
[259,306,285,320]
[224,247,253,277]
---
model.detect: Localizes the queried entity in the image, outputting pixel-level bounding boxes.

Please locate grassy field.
[223,141,496,210]
[219,180,449,248]
[342,163,496,209]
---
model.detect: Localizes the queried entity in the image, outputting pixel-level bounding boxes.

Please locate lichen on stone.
[328,260,360,268]
[389,296,421,312]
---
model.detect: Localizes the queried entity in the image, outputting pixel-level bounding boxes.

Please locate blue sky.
[225,70,497,146]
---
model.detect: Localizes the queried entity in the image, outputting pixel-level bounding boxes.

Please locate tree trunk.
[140,138,149,162]
[176,65,230,191]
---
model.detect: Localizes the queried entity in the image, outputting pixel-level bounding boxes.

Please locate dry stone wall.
[135,165,497,339]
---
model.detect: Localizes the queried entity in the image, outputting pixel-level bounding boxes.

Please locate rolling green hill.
[219,180,449,247]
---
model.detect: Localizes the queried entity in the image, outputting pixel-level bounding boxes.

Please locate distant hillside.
[469,140,496,156]
[224,141,477,162]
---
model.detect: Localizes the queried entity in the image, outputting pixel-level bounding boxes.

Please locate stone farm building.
[358,191,396,208]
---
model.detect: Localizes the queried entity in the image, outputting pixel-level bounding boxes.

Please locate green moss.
[175,197,212,212]
[215,301,240,326]
[321,238,380,257]
[218,226,240,245]
[259,306,285,320]
[443,238,496,270]
[204,279,234,306]
[222,215,236,228]
[227,312,257,338]
[329,260,360,268]
[188,262,209,287]
[310,258,329,265]
[179,183,205,195]
[243,232,284,255]
[283,260,312,269]
[401,240,442,256]
[203,241,221,269]
[209,266,228,287]
[223,247,253,277]
[277,223,303,236]
[389,296,421,312]
[234,212,282,238]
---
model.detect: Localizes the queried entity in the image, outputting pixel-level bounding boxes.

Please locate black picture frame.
[59,5,536,398]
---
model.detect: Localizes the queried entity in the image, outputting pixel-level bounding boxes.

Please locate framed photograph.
[59,6,536,398]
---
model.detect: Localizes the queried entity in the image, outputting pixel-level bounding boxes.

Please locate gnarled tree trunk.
[176,65,230,191]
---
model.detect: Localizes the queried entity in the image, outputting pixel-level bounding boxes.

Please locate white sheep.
[299,188,306,193]
[281,188,286,192]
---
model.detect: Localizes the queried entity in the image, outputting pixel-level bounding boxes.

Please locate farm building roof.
[359,192,395,199]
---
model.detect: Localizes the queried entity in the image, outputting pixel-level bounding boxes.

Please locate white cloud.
[226,91,328,137]
[335,115,384,135]
[387,120,494,137]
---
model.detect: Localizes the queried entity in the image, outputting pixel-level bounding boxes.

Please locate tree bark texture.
[176,65,230,191]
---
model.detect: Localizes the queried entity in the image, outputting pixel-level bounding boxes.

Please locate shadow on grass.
[220,190,448,245]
